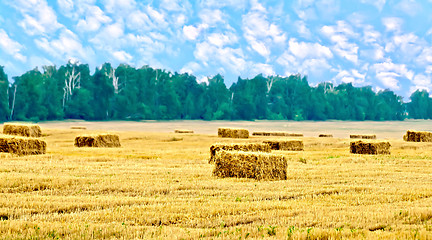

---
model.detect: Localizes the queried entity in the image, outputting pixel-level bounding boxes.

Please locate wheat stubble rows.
[0,126,431,239]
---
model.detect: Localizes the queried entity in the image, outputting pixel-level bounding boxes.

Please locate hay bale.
[0,135,46,155]
[70,126,87,130]
[3,123,42,137]
[263,140,304,151]
[350,134,376,139]
[252,131,303,137]
[319,134,333,138]
[213,150,287,180]
[174,129,194,133]
[350,140,390,155]
[74,134,121,148]
[218,128,249,138]
[209,143,271,163]
[403,130,432,142]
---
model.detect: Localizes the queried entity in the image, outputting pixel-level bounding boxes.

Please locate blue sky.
[0,0,432,99]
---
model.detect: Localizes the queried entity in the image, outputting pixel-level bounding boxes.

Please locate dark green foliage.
[1,62,426,121]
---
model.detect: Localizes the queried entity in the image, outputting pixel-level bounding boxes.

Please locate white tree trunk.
[9,84,17,120]
[63,65,81,108]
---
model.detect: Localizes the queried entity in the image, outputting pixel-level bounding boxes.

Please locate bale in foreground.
[350,134,376,139]
[0,135,46,155]
[174,129,194,133]
[218,128,249,138]
[403,130,432,142]
[263,140,304,151]
[3,123,42,138]
[209,143,271,163]
[213,150,287,180]
[350,140,390,155]
[74,134,121,147]
[252,132,303,137]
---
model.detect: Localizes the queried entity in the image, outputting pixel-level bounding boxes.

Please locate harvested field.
[208,142,271,163]
[0,135,46,155]
[218,128,249,138]
[350,134,376,139]
[263,140,304,151]
[213,150,287,180]
[3,123,42,137]
[174,129,194,133]
[252,131,303,137]
[74,134,121,147]
[403,130,432,142]
[1,120,432,239]
[350,140,391,155]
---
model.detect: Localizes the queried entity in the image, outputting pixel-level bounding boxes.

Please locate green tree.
[0,66,9,121]
[408,90,431,119]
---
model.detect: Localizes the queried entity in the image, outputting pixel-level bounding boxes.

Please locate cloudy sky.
[1,0,432,99]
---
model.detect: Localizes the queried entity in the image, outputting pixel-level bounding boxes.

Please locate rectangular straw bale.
[263,140,304,151]
[252,131,303,137]
[209,142,271,163]
[174,129,194,133]
[350,140,390,155]
[3,123,42,137]
[218,128,249,138]
[350,134,376,139]
[213,150,287,180]
[0,135,46,155]
[319,134,333,137]
[74,134,121,147]
[70,126,87,130]
[403,130,432,142]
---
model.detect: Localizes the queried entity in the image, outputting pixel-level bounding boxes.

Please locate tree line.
[0,61,430,122]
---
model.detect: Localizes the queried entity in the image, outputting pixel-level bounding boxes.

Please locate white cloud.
[90,22,124,49]
[288,38,333,59]
[207,32,238,47]
[360,0,386,11]
[410,74,432,93]
[296,21,312,39]
[76,5,111,32]
[147,6,168,28]
[126,10,154,31]
[242,2,286,59]
[199,9,225,26]
[382,17,403,32]
[0,29,27,62]
[321,21,359,64]
[199,0,248,10]
[395,0,421,16]
[373,59,414,90]
[180,62,202,75]
[249,63,275,77]
[112,51,133,62]
[103,0,136,13]
[183,25,201,40]
[13,0,63,36]
[333,69,366,85]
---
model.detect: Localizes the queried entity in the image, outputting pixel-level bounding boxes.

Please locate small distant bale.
[218,128,249,138]
[174,129,194,134]
[3,123,42,138]
[252,131,303,137]
[213,150,287,180]
[209,143,271,163]
[70,126,87,130]
[74,134,121,148]
[350,140,390,155]
[0,135,46,155]
[350,134,376,139]
[263,140,304,151]
[403,130,432,142]
[319,134,333,138]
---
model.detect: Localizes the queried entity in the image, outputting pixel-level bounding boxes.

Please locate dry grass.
[3,123,42,137]
[0,122,431,239]
[0,134,46,155]
[74,134,121,148]
[209,142,271,163]
[218,128,249,138]
[350,140,391,155]
[404,130,432,142]
[350,134,377,139]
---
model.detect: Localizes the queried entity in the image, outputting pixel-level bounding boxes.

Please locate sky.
[1,0,432,100]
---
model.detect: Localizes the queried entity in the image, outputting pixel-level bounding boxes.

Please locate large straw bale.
[3,123,42,137]
[350,140,390,155]
[174,129,194,133]
[0,135,46,155]
[252,131,303,137]
[209,143,271,163]
[319,134,333,138]
[213,150,287,180]
[74,134,121,147]
[350,134,376,139]
[218,128,249,138]
[403,130,432,142]
[263,140,304,151]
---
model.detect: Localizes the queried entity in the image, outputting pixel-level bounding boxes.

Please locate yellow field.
[1,122,432,239]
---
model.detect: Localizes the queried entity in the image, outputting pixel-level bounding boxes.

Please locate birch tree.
[62,61,81,109]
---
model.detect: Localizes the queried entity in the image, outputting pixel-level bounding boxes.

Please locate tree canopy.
[0,62,426,122]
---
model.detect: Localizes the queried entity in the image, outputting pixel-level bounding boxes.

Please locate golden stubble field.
[0,121,432,239]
